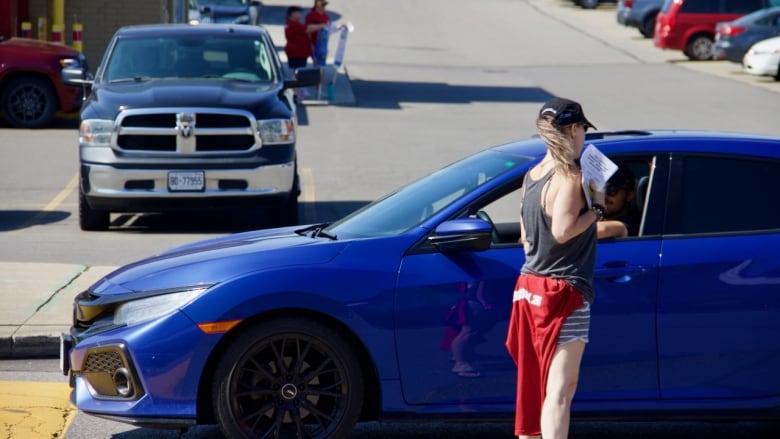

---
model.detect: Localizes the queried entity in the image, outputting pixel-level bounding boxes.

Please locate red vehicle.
[653,0,774,60]
[0,37,90,128]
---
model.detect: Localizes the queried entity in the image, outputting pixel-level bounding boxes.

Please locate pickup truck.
[0,37,89,128]
[64,23,319,230]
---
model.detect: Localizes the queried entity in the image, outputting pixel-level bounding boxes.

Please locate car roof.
[496,130,780,160]
[114,23,269,39]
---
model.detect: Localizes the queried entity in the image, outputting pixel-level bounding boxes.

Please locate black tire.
[580,0,599,9]
[79,189,110,231]
[639,13,657,38]
[685,34,714,61]
[268,171,300,227]
[212,318,364,439]
[775,63,780,81]
[0,76,58,128]
[268,194,299,227]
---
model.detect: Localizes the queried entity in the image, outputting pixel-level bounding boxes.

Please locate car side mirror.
[283,67,321,89]
[428,218,492,253]
[62,65,93,87]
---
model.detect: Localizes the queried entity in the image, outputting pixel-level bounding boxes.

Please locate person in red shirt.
[284,6,325,70]
[305,0,332,66]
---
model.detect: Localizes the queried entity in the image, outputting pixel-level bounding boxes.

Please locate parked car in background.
[62,24,319,230]
[0,37,89,128]
[618,0,665,37]
[654,0,776,60]
[572,0,617,9]
[743,34,780,79]
[62,130,780,439]
[197,0,260,24]
[713,6,780,63]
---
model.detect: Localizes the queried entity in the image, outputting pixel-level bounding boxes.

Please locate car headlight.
[80,119,115,147]
[258,119,295,145]
[113,288,206,327]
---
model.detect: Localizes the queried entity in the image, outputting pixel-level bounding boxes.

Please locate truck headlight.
[113,288,206,327]
[258,119,295,145]
[80,119,115,147]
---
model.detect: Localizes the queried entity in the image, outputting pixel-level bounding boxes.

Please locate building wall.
[27,0,176,73]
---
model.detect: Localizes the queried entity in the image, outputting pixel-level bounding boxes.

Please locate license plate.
[60,333,72,376]
[168,171,205,192]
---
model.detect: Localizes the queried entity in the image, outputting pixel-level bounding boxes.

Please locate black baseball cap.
[539,97,597,130]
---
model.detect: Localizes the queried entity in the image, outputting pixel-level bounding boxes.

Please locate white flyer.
[580,144,617,207]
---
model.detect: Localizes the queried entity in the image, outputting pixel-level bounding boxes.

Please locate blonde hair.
[536,115,577,176]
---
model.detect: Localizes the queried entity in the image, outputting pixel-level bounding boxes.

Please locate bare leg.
[540,340,586,439]
[517,435,541,439]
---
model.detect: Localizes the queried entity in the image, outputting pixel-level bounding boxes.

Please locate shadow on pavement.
[349,79,554,110]
[0,210,70,232]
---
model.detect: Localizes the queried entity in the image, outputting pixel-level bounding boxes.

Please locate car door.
[394,154,665,406]
[657,152,780,400]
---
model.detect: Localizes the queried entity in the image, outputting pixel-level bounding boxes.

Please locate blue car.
[62,130,780,438]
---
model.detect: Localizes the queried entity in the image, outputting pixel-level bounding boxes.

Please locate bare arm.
[550,171,602,244]
[596,220,628,239]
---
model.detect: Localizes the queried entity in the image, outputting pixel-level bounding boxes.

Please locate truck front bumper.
[81,160,296,212]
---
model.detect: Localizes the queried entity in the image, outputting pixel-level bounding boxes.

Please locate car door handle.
[594,264,651,282]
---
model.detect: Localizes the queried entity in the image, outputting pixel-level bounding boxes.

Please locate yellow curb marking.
[0,381,75,439]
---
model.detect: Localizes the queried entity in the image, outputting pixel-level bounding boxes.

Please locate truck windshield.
[104,35,275,82]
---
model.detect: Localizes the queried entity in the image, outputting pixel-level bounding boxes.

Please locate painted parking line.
[9,173,78,235]
[301,167,316,223]
[0,381,75,438]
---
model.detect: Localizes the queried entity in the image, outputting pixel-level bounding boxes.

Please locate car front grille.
[83,350,124,373]
[115,108,257,153]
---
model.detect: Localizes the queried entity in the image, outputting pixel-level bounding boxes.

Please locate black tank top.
[519,168,596,303]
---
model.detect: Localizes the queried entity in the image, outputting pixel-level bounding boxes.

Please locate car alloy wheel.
[686,34,714,61]
[213,318,364,439]
[0,76,57,128]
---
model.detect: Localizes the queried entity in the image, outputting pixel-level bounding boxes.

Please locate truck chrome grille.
[115,108,257,153]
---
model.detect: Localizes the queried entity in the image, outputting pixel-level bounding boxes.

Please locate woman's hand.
[589,180,605,206]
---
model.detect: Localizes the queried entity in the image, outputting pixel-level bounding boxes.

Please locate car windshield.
[104,35,275,82]
[324,149,533,239]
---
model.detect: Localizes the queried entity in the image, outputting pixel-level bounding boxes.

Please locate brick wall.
[27,0,175,73]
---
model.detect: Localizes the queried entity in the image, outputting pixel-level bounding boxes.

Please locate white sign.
[580,144,617,207]
[333,22,354,68]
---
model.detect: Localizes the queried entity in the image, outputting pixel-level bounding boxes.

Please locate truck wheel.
[79,189,110,231]
[0,76,58,128]
[268,195,299,227]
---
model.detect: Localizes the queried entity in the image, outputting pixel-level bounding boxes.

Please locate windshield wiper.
[109,76,152,83]
[316,229,337,240]
[294,223,336,239]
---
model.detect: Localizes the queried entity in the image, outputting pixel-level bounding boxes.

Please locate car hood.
[85,79,288,119]
[90,227,349,296]
[0,37,79,57]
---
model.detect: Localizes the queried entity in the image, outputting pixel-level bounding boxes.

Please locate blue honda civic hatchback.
[63,130,780,438]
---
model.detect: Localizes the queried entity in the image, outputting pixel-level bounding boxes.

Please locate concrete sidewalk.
[0,263,117,358]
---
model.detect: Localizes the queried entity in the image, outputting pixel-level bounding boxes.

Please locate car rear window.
[680,0,719,14]
[724,0,766,14]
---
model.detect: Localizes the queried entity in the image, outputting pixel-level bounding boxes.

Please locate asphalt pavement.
[0,20,356,360]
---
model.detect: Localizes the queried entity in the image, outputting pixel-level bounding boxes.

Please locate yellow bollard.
[72,23,83,52]
[37,17,47,41]
[51,24,63,43]
[21,21,31,38]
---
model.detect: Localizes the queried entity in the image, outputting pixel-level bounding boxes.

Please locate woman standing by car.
[505,97,604,439]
